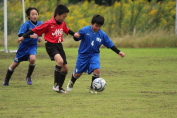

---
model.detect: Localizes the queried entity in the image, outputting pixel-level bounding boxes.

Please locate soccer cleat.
[53,83,59,91]
[26,77,32,85]
[89,88,97,94]
[66,81,74,91]
[3,80,9,86]
[58,88,68,93]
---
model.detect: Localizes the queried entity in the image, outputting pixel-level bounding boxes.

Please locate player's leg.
[91,69,100,88]
[71,73,82,84]
[3,62,20,86]
[67,53,89,92]
[89,54,100,93]
[58,64,68,92]
[53,54,63,91]
[26,55,36,85]
[67,73,82,91]
[45,42,61,91]
[54,54,68,93]
[55,44,69,93]
[88,69,100,93]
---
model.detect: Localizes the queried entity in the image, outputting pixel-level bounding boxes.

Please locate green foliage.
[0,0,175,36]
[0,48,177,118]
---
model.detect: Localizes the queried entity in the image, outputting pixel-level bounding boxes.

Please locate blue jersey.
[18,20,43,45]
[77,25,114,54]
[74,26,115,74]
[14,20,42,62]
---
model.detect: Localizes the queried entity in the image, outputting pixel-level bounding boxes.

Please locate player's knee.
[74,73,81,78]
[93,69,100,74]
[56,61,63,66]
[10,62,19,70]
[29,55,36,62]
[29,59,36,64]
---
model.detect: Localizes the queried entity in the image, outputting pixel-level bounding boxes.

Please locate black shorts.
[45,42,67,64]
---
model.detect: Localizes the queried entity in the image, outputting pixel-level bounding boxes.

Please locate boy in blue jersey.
[3,7,43,86]
[66,15,125,93]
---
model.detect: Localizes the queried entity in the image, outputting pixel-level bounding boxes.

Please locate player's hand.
[38,37,42,42]
[30,34,38,39]
[17,37,24,44]
[118,52,125,57]
[74,32,80,38]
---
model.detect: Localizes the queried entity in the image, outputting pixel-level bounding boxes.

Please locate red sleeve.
[32,23,49,36]
[63,22,70,35]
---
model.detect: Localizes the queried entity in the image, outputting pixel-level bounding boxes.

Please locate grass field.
[0,47,177,118]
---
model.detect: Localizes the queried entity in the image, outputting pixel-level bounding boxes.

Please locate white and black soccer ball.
[92,78,106,92]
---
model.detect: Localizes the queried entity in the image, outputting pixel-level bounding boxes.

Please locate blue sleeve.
[39,21,43,25]
[78,27,86,41]
[102,33,114,48]
[18,22,28,35]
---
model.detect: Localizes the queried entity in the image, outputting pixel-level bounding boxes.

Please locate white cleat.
[89,88,97,94]
[58,88,68,94]
[66,81,73,92]
[53,83,59,91]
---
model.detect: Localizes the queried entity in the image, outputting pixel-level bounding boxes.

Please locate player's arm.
[18,30,37,43]
[23,30,34,38]
[68,29,80,41]
[68,30,75,36]
[110,46,124,57]
[18,33,30,38]
[18,31,39,39]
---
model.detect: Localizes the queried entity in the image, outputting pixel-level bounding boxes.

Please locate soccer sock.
[59,71,67,89]
[4,68,14,83]
[26,64,35,77]
[90,73,100,88]
[54,65,62,84]
[71,73,77,84]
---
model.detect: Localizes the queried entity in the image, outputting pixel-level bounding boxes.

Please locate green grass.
[0,47,177,118]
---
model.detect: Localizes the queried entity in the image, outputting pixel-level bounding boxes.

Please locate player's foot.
[26,77,32,85]
[89,88,97,94]
[3,80,9,86]
[53,83,59,91]
[66,81,74,91]
[58,88,68,94]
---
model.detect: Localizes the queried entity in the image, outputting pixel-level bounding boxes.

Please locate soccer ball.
[92,78,106,92]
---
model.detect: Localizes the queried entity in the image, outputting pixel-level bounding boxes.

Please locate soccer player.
[18,4,77,93]
[3,7,43,86]
[66,15,125,93]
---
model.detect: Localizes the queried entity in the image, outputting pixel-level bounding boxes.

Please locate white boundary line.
[0,50,17,53]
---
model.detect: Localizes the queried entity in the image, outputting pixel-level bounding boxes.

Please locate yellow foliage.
[1,0,175,36]
[160,18,167,25]
[114,2,120,8]
[149,9,157,16]
[78,19,89,28]
[59,0,69,4]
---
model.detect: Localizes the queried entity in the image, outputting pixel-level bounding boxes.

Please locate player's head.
[91,15,104,25]
[54,4,69,22]
[91,15,104,32]
[26,7,39,22]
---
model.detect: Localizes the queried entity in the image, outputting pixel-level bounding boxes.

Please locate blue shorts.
[74,53,100,74]
[14,42,37,62]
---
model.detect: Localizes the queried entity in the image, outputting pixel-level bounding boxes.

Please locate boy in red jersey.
[18,4,77,93]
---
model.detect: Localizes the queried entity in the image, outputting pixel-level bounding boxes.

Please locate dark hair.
[26,7,39,20]
[91,15,104,25]
[54,4,69,17]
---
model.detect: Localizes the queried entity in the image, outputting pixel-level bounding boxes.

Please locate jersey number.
[91,41,94,46]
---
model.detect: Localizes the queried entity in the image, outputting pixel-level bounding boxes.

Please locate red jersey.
[32,17,69,43]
